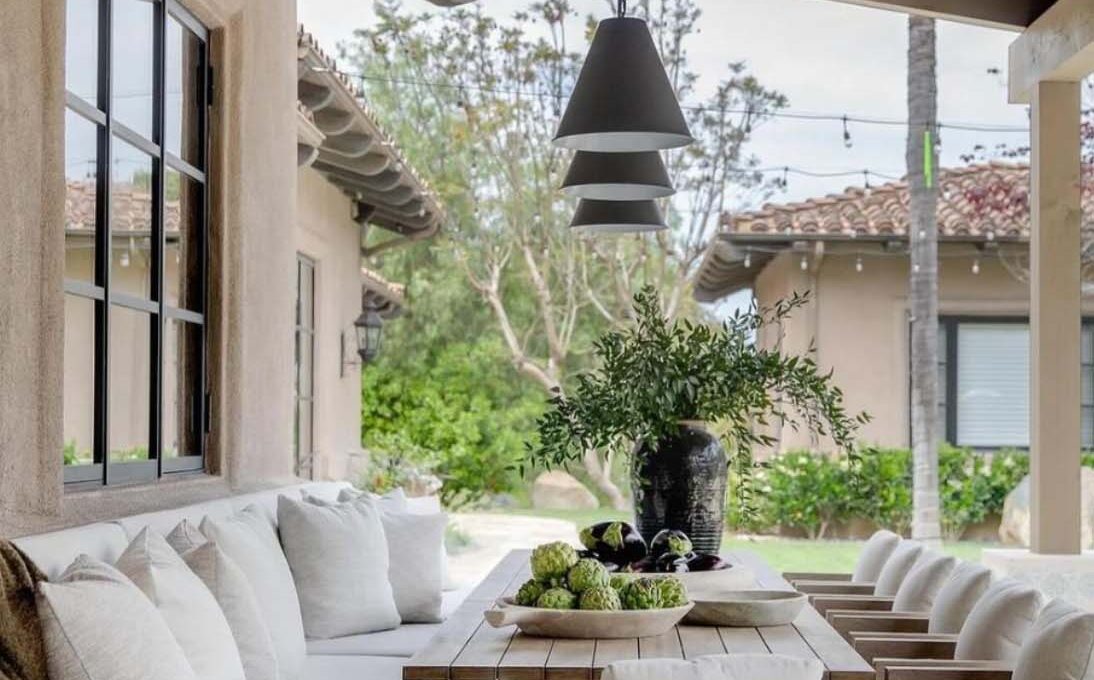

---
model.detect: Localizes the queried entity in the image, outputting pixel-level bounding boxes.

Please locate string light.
[800,254,808,271]
[972,258,980,275]
[743,249,751,269]
[855,256,863,273]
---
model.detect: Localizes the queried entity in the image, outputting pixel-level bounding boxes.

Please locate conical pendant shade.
[570,199,666,235]
[561,151,674,200]
[554,17,693,152]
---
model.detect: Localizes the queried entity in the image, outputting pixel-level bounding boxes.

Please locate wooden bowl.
[484,597,694,639]
[684,590,807,627]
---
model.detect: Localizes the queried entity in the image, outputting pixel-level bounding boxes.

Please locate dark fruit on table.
[579,521,648,566]
[626,555,657,573]
[655,552,690,573]
[649,529,693,559]
[686,552,730,572]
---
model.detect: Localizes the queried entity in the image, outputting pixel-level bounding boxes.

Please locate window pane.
[165,16,205,168]
[295,400,313,478]
[66,0,99,103]
[1084,371,1093,406]
[1083,326,1093,365]
[165,169,203,311]
[1084,406,1094,449]
[108,305,151,462]
[112,0,155,140]
[163,319,203,458]
[66,110,99,283]
[111,136,154,298]
[63,295,96,465]
[957,323,1030,448]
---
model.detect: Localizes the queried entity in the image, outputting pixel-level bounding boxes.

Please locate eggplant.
[577,549,599,561]
[654,552,690,573]
[649,529,693,559]
[686,552,730,572]
[626,555,657,573]
[579,521,648,566]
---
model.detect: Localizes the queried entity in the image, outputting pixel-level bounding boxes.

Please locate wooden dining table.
[404,548,874,680]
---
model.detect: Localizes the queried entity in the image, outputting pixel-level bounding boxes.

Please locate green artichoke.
[567,558,610,594]
[515,579,548,607]
[536,587,577,610]
[621,577,664,610]
[609,574,630,592]
[655,576,689,608]
[531,542,579,582]
[579,585,623,611]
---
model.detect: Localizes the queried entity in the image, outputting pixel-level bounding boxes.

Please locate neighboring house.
[694,162,1094,454]
[1,1,441,535]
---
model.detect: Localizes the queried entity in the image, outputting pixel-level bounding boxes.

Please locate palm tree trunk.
[907,16,942,545]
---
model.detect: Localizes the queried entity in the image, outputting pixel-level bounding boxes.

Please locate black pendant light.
[570,199,666,235]
[561,151,674,200]
[554,1,693,152]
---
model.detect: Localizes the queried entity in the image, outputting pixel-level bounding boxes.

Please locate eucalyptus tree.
[342,0,785,508]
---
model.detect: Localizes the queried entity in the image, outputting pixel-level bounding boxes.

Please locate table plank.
[757,624,819,660]
[637,628,683,660]
[546,639,595,680]
[794,606,876,680]
[499,634,553,680]
[592,638,639,680]
[678,625,726,658]
[718,627,770,654]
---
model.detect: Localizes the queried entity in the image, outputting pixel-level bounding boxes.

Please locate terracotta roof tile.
[65,180,183,234]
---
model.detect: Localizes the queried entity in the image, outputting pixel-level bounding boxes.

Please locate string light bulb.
[800,254,808,271]
[913,263,920,273]
[743,250,751,269]
[855,256,863,273]
[972,258,980,275]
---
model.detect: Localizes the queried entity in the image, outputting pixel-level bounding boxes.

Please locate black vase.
[632,423,727,554]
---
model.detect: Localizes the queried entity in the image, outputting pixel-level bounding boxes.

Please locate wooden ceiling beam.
[1009,0,1094,104]
[822,0,1055,31]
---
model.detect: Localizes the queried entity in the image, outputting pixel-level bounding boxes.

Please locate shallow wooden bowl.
[484,597,694,639]
[684,590,807,627]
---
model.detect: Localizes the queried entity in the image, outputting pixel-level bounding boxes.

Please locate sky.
[298,0,1033,207]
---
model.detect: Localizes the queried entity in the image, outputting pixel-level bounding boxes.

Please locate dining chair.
[858,578,1043,676]
[874,597,1094,680]
[784,529,901,587]
[828,561,992,647]
[795,538,921,598]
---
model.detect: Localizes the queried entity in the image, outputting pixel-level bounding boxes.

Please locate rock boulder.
[1000,467,1094,548]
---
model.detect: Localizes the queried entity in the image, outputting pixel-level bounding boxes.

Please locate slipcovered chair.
[809,548,953,625]
[796,538,920,598]
[858,578,1043,678]
[830,562,992,656]
[785,529,900,588]
[873,598,1094,680]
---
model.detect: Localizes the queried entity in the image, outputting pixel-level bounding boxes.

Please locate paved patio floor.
[447,513,578,588]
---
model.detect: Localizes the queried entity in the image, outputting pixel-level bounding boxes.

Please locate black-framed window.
[937,317,1094,450]
[294,255,316,480]
[63,0,210,486]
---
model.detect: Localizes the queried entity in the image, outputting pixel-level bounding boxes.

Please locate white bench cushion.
[14,523,129,580]
[303,655,408,680]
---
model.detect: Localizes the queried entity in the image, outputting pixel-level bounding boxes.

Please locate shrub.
[853,447,913,534]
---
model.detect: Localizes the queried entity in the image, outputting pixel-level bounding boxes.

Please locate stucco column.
[1030,80,1082,555]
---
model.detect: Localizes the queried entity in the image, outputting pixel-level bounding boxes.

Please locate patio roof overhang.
[296,27,445,257]
[825,0,1055,30]
[362,267,406,319]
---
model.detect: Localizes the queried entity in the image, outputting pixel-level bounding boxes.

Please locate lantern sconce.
[341,306,384,376]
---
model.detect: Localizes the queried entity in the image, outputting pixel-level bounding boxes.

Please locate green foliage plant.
[528,286,868,516]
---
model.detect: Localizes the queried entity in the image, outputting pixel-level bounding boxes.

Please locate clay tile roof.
[65,180,183,235]
[720,161,1089,242]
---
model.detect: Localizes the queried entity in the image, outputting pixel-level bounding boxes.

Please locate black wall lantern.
[570,199,666,236]
[561,151,674,200]
[354,307,384,364]
[553,2,693,152]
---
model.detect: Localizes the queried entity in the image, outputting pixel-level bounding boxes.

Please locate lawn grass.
[503,507,994,572]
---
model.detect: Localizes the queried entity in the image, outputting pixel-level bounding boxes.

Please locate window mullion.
[97,0,113,485]
[152,0,166,475]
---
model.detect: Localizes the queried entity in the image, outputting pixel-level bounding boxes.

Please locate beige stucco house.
[696,162,1094,454]
[1,0,442,536]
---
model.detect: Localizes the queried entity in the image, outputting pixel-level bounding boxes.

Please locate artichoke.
[567,558,610,594]
[579,585,623,611]
[608,573,630,592]
[650,529,693,559]
[515,579,548,607]
[536,587,577,610]
[621,577,664,610]
[655,576,689,608]
[531,542,579,582]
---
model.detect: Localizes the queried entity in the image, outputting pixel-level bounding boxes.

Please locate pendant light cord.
[617,0,627,17]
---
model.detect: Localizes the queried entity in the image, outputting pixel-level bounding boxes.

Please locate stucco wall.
[752,243,1078,453]
[0,0,301,536]
[295,168,366,484]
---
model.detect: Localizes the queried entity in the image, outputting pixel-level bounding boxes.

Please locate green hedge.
[728,445,1033,540]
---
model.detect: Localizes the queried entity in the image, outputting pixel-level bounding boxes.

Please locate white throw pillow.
[892,551,956,612]
[381,511,447,623]
[852,530,902,583]
[928,561,993,634]
[170,520,280,680]
[1013,598,1094,680]
[115,529,245,680]
[277,494,400,639]
[873,540,923,596]
[955,579,1044,662]
[201,505,306,680]
[36,556,197,680]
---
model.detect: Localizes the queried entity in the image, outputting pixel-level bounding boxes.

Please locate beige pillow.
[955,579,1044,662]
[873,540,923,596]
[928,562,993,634]
[852,530,901,583]
[170,521,280,680]
[380,511,447,623]
[36,556,197,680]
[1013,598,1094,680]
[892,551,956,612]
[115,529,244,680]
